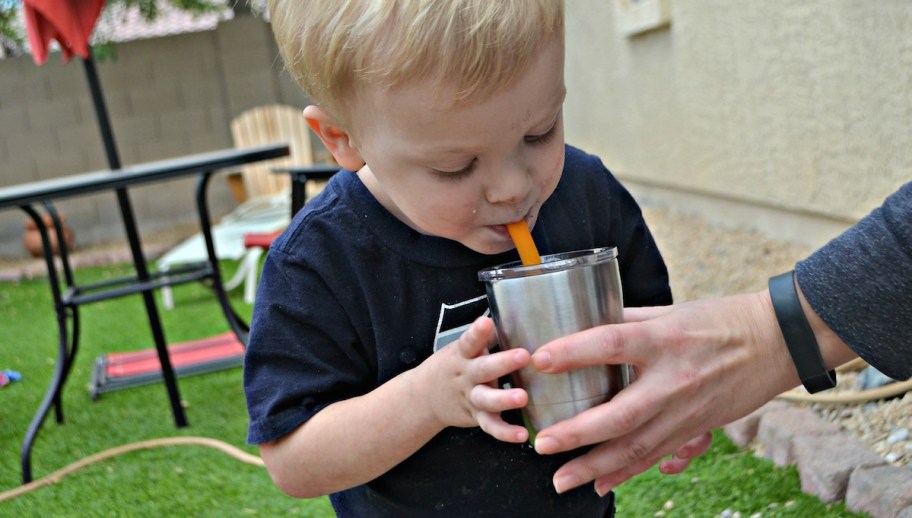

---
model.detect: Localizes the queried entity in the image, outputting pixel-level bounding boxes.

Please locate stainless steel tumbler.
[478,247,630,433]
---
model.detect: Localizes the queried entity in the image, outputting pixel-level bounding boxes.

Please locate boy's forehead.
[356,38,565,124]
[350,42,566,152]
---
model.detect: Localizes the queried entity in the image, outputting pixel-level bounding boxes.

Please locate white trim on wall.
[616,0,672,36]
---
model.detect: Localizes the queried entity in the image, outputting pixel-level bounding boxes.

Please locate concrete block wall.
[0,14,311,258]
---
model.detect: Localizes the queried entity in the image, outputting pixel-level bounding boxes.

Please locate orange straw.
[506,221,542,266]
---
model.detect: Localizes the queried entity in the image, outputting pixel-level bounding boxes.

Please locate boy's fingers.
[470,384,527,413]
[476,412,529,443]
[459,317,496,358]
[471,348,530,383]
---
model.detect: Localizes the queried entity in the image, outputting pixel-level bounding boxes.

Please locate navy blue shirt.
[244,145,671,516]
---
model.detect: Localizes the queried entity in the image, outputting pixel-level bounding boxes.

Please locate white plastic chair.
[157,105,316,308]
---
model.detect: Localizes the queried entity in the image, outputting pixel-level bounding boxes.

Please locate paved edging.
[724,401,912,517]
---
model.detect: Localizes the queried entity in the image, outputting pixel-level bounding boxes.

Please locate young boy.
[245,1,673,515]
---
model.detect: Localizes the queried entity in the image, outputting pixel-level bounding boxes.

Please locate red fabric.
[22,0,106,65]
[243,230,283,249]
[104,332,244,378]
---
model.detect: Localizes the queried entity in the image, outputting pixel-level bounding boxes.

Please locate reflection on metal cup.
[478,247,629,434]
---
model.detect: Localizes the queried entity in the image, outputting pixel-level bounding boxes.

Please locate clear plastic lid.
[478,247,618,281]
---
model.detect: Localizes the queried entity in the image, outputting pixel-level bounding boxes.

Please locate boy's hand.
[422,316,531,443]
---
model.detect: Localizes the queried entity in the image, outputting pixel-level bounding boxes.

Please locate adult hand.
[529,292,799,495]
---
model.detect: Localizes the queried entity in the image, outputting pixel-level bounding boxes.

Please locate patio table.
[271,164,342,216]
[0,143,289,483]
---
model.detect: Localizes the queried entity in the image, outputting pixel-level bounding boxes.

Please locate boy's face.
[345,38,566,255]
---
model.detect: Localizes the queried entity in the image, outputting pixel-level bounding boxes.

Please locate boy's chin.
[460,238,515,257]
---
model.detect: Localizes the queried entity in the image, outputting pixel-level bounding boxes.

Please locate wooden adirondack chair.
[227,104,316,204]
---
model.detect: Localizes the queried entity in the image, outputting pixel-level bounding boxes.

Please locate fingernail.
[534,436,559,454]
[553,473,579,494]
[532,350,551,369]
[595,481,613,497]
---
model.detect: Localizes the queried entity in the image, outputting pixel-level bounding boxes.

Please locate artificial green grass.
[0,263,334,516]
[0,263,866,516]
[613,429,867,516]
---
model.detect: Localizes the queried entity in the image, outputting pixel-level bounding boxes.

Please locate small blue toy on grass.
[0,370,22,388]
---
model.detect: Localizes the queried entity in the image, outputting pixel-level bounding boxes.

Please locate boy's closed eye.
[430,121,561,181]
[432,158,478,180]
[524,120,560,145]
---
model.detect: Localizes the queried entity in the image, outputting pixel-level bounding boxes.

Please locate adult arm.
[797,181,912,381]
[527,181,911,495]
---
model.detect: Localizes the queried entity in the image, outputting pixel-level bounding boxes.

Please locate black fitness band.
[768,271,837,393]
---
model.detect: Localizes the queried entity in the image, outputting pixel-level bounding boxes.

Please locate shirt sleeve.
[795,181,912,381]
[243,247,374,444]
[613,187,674,308]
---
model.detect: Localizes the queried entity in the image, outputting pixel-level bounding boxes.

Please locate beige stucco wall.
[565,1,911,247]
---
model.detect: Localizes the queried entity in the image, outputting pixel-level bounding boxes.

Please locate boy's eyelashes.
[524,122,559,145]
[428,122,560,180]
[431,158,478,180]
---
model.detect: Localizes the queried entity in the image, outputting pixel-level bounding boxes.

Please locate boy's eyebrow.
[542,86,568,122]
[418,85,568,158]
[511,85,567,132]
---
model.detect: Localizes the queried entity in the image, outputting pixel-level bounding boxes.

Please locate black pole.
[81,51,121,169]
[80,49,188,429]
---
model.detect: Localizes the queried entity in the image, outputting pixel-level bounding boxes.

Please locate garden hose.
[775,357,912,404]
[0,436,264,503]
[5,360,908,502]
[776,379,912,404]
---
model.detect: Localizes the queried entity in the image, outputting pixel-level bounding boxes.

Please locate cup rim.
[478,246,618,281]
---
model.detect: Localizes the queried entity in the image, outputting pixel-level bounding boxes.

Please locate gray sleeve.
[795,181,912,381]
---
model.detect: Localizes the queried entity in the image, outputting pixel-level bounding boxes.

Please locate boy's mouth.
[489,213,533,239]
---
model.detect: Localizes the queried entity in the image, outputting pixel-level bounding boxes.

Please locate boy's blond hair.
[269,0,564,125]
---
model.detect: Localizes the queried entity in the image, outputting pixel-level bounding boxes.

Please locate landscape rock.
[793,434,885,502]
[846,465,912,518]
[757,407,841,467]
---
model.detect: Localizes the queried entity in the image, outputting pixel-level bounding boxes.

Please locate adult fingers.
[657,432,714,475]
[673,431,714,460]
[549,393,715,493]
[621,305,674,323]
[657,455,692,476]
[589,428,712,494]
[552,437,666,494]
[531,319,662,374]
[534,367,678,455]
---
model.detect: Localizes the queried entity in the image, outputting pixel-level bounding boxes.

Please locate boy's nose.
[485,162,532,205]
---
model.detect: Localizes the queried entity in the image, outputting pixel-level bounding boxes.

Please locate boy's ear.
[302,106,365,171]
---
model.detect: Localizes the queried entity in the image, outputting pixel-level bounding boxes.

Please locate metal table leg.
[19,206,77,483]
